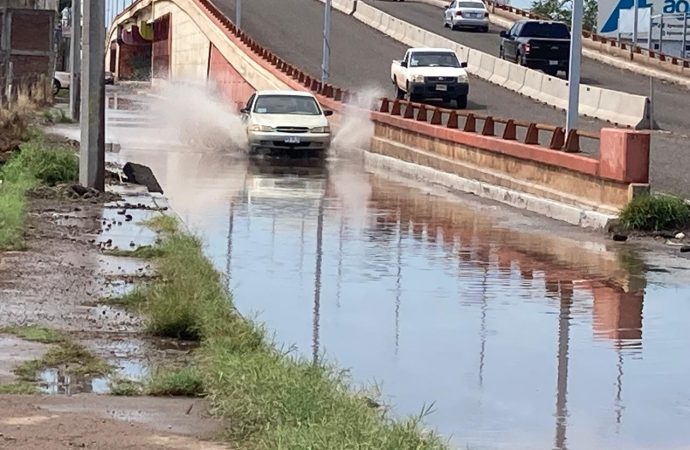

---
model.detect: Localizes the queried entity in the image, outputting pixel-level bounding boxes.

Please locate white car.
[241,90,333,155]
[390,47,470,108]
[53,71,71,94]
[443,0,490,32]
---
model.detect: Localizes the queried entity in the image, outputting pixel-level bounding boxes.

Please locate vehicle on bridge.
[391,47,470,108]
[499,20,571,77]
[443,0,490,32]
[241,90,333,156]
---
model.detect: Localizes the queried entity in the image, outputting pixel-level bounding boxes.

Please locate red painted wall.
[207,44,255,105]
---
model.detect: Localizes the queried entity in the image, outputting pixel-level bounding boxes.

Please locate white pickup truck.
[390,47,469,108]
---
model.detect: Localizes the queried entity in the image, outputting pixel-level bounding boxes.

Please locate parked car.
[499,19,571,77]
[241,90,333,155]
[53,71,114,95]
[443,0,489,32]
[390,47,469,108]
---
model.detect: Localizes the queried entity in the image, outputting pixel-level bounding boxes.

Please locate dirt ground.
[0,186,229,448]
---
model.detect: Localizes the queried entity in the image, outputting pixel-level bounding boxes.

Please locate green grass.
[0,381,39,394]
[0,325,65,344]
[104,245,164,259]
[14,340,111,382]
[0,135,79,249]
[129,220,448,449]
[147,367,204,397]
[619,194,690,232]
[109,377,145,396]
[42,108,74,124]
[143,215,179,235]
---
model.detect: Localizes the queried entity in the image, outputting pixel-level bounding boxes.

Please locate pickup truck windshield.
[520,22,570,39]
[409,52,460,68]
[253,95,321,115]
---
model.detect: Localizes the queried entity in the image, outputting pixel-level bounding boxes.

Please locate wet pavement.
[53,87,690,449]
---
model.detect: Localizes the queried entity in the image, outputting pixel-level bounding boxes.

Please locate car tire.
[396,84,406,100]
[52,79,60,96]
[499,47,504,59]
[456,95,468,109]
[544,68,558,77]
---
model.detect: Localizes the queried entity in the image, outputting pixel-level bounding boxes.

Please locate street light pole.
[321,0,332,83]
[236,0,241,28]
[565,0,583,133]
[79,0,105,190]
[69,0,81,121]
[633,0,639,49]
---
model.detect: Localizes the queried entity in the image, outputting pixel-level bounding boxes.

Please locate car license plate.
[549,60,558,66]
[436,84,448,91]
[284,136,301,144]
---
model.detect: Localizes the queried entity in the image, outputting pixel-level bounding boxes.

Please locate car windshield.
[520,22,570,39]
[409,52,460,68]
[457,2,485,8]
[253,95,322,115]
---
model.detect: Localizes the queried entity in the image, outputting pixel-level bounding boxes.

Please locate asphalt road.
[210,0,690,195]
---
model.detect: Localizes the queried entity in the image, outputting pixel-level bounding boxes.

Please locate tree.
[530,0,598,32]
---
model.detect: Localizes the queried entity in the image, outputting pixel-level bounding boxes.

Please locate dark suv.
[499,20,571,77]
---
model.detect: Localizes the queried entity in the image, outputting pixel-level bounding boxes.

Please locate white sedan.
[241,90,333,156]
[443,0,490,32]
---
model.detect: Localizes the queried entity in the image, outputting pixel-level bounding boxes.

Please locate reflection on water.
[107,91,690,450]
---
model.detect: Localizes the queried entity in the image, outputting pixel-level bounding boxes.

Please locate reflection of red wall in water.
[593,289,643,342]
[207,44,255,104]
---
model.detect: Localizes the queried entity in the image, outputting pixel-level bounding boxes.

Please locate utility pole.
[321,0,332,83]
[69,0,81,121]
[565,0,583,133]
[236,0,241,28]
[633,0,639,49]
[79,0,105,190]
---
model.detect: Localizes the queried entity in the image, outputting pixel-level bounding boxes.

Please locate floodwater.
[94,88,690,449]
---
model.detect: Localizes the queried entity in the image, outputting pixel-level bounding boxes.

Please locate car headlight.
[310,126,330,133]
[249,124,274,132]
[411,74,425,83]
[457,74,468,83]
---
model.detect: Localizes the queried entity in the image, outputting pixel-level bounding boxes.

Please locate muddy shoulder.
[0,187,228,448]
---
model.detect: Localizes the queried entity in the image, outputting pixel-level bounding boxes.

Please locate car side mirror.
[324,110,334,117]
[401,61,408,68]
[499,30,509,38]
[460,62,468,68]
[240,107,249,114]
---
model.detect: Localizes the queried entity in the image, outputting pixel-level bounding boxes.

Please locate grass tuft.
[104,245,164,259]
[0,134,79,249]
[109,377,145,396]
[143,215,178,235]
[14,341,111,382]
[42,108,74,124]
[619,194,690,231]
[0,325,65,344]
[147,367,204,397]
[0,381,39,395]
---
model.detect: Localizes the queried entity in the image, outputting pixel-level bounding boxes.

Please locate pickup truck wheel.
[456,95,468,109]
[396,85,405,100]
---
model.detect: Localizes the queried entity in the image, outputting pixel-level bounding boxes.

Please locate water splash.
[331,87,383,152]
[150,79,248,151]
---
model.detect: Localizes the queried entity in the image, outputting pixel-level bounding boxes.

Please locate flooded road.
[72,88,690,449]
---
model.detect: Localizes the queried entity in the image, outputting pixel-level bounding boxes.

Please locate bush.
[3,138,78,186]
[619,195,690,231]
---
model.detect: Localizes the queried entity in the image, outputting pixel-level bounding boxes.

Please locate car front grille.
[425,76,457,83]
[275,126,309,133]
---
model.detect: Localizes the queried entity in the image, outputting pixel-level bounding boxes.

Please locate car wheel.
[544,68,558,77]
[52,79,60,96]
[456,95,468,109]
[499,47,504,59]
[396,84,406,100]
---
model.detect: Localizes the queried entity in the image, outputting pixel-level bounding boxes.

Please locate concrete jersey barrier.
[350,1,651,129]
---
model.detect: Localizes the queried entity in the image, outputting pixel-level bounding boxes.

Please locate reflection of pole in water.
[271,213,276,262]
[299,213,305,282]
[554,281,573,450]
[479,264,489,389]
[336,213,344,308]
[615,349,624,430]
[226,200,234,289]
[312,198,325,365]
[394,208,402,356]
